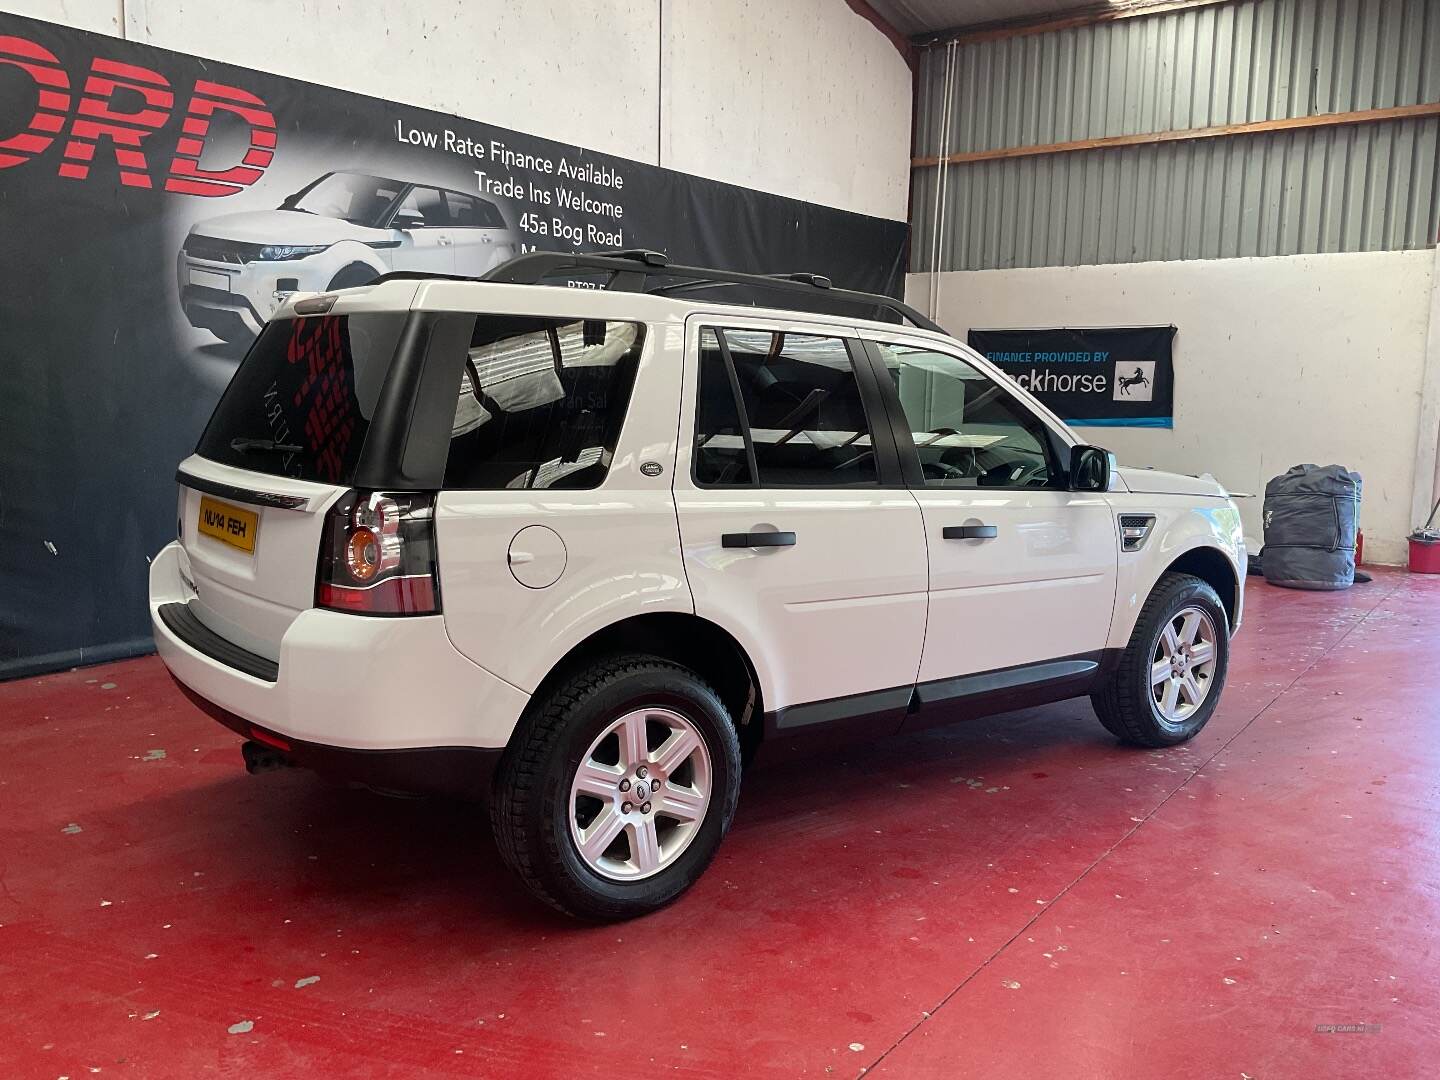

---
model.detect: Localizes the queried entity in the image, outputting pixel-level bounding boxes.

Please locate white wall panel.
[9,0,663,164]
[4,0,120,34]
[661,0,913,219]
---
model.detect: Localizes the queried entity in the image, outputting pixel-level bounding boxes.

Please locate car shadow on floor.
[106,699,1155,932]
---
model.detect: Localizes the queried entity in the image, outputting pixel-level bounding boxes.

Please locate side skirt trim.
[914,657,1099,706]
[771,685,913,731]
[761,650,1118,742]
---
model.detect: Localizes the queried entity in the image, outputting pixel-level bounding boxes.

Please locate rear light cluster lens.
[316,491,441,615]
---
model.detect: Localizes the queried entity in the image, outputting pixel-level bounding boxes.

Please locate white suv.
[179,171,517,343]
[150,250,1245,920]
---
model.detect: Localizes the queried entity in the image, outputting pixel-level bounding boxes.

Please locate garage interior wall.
[3,0,913,221]
[911,249,1438,565]
[909,0,1440,564]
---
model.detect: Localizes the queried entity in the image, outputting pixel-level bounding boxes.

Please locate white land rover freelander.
[150,249,1245,920]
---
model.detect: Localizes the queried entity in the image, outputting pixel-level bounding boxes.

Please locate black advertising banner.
[0,13,907,678]
[967,326,1177,429]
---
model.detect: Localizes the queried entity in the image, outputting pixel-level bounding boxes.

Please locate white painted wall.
[910,249,1440,565]
[662,0,912,222]
[2,0,911,219]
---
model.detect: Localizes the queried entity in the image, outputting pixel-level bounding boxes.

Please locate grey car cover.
[1261,464,1362,590]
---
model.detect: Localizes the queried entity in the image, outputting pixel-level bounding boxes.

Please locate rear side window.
[442,317,644,489]
[196,314,409,484]
[694,327,878,487]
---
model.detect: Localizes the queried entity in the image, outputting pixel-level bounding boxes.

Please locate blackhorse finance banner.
[0,12,907,678]
[968,326,1177,430]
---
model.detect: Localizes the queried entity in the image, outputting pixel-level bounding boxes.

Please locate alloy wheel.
[1150,604,1219,725]
[568,707,713,881]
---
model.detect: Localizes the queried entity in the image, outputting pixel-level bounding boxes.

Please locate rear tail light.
[316,491,441,615]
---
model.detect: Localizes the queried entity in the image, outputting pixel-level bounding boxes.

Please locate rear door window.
[693,327,878,487]
[443,317,644,489]
[195,313,409,485]
[450,193,506,229]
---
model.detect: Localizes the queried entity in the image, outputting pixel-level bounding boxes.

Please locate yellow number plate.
[197,496,259,554]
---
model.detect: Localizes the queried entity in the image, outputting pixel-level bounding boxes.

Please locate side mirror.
[392,211,425,231]
[1069,444,1115,491]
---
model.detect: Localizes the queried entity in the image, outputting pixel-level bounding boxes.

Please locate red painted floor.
[1,570,1436,1078]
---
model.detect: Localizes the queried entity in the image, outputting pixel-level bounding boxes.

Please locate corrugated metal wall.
[911,0,1440,271]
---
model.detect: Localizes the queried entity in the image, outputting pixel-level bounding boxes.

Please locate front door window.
[874,341,1058,489]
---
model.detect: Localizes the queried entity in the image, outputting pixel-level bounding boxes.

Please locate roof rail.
[371,249,944,333]
[485,249,945,333]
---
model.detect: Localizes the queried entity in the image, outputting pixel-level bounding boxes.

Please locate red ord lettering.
[0,32,275,196]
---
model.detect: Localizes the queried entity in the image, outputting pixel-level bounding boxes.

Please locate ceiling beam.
[845,0,917,66]
[913,101,1440,168]
[915,0,1234,48]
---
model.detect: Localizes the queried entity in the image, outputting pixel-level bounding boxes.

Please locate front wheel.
[326,263,380,291]
[1091,572,1230,747]
[490,655,741,920]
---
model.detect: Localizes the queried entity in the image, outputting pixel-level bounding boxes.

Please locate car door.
[386,186,456,274]
[858,333,1119,707]
[673,317,929,735]
[447,192,516,276]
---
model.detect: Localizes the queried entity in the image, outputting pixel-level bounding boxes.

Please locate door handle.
[439,236,453,246]
[722,531,796,549]
[943,524,998,540]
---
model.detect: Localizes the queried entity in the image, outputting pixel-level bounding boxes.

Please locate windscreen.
[195,313,409,485]
[286,172,401,226]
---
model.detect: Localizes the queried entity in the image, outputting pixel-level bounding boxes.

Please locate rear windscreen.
[196,314,408,484]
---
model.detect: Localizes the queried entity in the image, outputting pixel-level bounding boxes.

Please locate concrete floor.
[1,569,1435,1077]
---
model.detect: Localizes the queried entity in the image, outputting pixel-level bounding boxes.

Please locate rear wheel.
[1092,572,1229,747]
[490,655,741,920]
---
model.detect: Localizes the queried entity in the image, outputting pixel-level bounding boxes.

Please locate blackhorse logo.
[1118,366,1151,395]
[1112,360,1156,402]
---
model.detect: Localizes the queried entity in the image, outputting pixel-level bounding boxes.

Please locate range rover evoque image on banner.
[177,171,519,343]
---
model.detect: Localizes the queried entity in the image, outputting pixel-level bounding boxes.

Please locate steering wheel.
[977,460,1050,487]
[922,460,968,481]
[1013,462,1050,487]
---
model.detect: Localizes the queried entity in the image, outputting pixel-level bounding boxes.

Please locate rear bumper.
[149,541,530,755]
[173,677,502,799]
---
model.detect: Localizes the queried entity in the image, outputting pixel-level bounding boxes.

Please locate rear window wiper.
[230,437,304,454]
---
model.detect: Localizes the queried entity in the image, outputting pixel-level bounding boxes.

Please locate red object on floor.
[1408,535,1440,573]
[1,570,1436,1077]
[1356,528,1363,566]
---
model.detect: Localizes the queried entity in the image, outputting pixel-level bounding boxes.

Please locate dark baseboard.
[0,636,156,683]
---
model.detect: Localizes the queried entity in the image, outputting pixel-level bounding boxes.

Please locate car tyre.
[1091,572,1229,748]
[490,654,741,920]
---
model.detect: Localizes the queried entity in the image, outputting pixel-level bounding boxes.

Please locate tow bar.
[241,739,292,774]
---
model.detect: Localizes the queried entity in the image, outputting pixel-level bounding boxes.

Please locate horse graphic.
[1117,366,1151,396]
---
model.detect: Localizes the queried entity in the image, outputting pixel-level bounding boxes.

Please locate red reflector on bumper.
[318,575,437,615]
[249,726,292,752]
